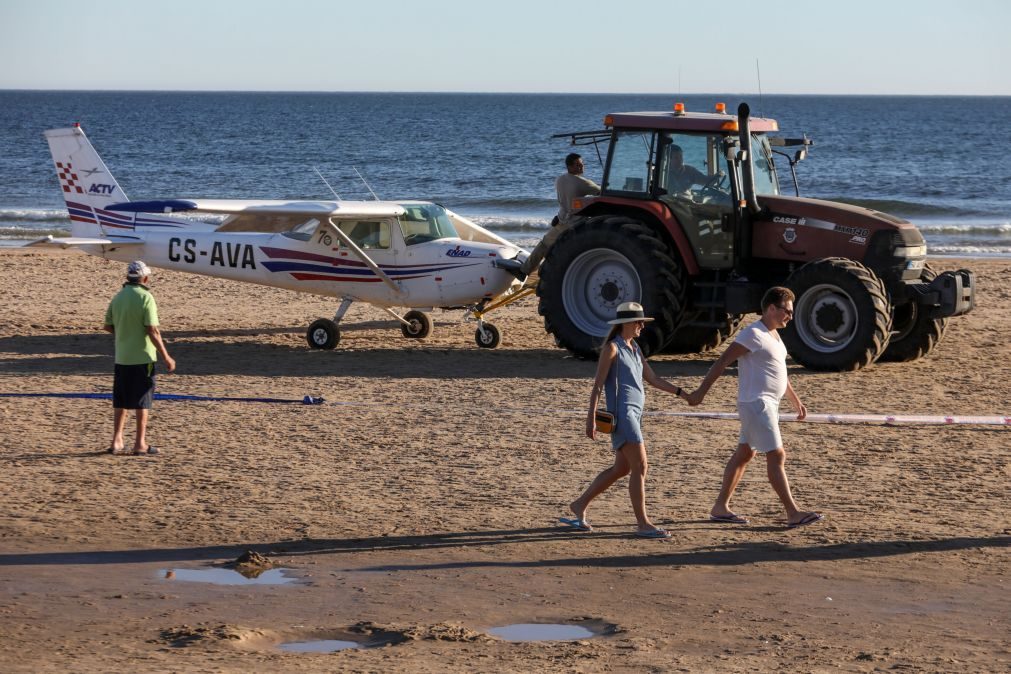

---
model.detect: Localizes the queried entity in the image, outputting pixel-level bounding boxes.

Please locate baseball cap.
[126,260,151,279]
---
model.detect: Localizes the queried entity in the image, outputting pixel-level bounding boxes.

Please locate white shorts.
[737,398,783,453]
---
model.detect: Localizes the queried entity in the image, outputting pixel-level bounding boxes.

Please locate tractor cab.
[561,104,805,270]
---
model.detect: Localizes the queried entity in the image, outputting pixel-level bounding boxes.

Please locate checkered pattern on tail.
[56,162,85,194]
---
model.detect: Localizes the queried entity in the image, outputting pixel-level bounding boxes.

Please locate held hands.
[685,389,705,407]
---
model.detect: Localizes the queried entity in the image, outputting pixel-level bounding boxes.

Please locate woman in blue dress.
[560,302,690,539]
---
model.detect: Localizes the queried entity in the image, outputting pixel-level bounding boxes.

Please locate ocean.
[2,91,1009,256]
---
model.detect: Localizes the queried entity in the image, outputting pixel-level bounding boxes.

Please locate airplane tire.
[536,215,686,359]
[401,310,432,339]
[878,264,948,362]
[475,323,501,349]
[782,257,892,371]
[307,318,340,350]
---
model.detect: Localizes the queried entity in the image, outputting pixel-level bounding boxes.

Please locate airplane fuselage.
[91,229,517,308]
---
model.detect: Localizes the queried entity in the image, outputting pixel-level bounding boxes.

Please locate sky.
[2,0,1009,95]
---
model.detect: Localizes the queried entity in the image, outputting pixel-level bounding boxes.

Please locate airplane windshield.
[398,204,458,245]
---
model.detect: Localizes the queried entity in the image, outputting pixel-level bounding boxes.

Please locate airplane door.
[329,219,404,299]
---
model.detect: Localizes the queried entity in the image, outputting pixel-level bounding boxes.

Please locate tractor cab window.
[750,134,780,196]
[398,203,459,245]
[656,133,723,198]
[335,220,392,249]
[603,130,654,196]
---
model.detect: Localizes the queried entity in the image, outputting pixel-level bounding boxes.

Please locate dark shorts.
[113,363,156,409]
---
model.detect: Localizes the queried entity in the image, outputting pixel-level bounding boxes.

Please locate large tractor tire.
[662,312,743,354]
[782,257,892,371]
[879,264,948,362]
[536,215,687,359]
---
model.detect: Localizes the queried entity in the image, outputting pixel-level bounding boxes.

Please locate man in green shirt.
[104,260,175,455]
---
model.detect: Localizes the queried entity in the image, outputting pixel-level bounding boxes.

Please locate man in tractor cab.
[519,153,601,276]
[664,142,708,195]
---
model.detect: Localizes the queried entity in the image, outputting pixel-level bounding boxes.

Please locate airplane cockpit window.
[335,220,391,249]
[282,218,321,241]
[398,203,459,245]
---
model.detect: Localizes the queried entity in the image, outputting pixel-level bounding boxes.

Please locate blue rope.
[0,392,325,405]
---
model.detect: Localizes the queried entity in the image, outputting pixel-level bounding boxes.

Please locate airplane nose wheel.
[475,322,501,349]
[401,310,433,339]
[307,318,340,349]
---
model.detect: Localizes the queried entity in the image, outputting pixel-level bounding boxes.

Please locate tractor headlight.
[894,244,927,258]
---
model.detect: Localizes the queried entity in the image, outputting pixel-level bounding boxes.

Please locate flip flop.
[634,528,672,539]
[132,446,159,456]
[788,512,824,528]
[710,513,750,524]
[558,517,592,532]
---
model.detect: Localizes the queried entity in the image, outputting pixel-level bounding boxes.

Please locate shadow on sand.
[1,529,1006,572]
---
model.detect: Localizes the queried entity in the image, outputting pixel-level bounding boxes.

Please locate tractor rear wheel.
[536,215,686,359]
[782,257,892,371]
[878,264,948,362]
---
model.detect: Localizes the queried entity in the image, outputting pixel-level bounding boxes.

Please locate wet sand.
[1,249,1008,672]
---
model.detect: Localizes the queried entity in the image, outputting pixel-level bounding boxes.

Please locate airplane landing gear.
[475,322,501,348]
[307,318,340,349]
[401,310,433,339]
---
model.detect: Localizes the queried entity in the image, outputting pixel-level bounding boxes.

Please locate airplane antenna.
[313,166,343,200]
[755,58,764,116]
[353,166,380,201]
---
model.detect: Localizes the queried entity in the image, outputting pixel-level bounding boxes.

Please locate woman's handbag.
[594,409,616,434]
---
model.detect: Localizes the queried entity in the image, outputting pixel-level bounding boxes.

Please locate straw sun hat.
[607,301,655,325]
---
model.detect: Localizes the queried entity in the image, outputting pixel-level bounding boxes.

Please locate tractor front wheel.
[878,264,948,362]
[782,258,892,371]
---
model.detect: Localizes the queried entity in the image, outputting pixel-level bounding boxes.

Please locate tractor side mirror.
[724,145,738,161]
[794,149,807,162]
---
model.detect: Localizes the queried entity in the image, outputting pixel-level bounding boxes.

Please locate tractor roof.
[604,110,779,133]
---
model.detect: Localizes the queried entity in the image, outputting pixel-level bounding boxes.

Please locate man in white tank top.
[687,287,823,528]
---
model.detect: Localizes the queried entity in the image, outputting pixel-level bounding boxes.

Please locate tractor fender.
[576,197,700,275]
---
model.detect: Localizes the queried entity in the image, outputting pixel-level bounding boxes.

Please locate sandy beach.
[0,249,1008,672]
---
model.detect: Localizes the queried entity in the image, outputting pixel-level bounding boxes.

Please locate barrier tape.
[0,392,324,405]
[1,392,1007,426]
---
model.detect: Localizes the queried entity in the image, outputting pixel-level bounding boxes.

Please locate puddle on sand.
[487,623,597,642]
[159,568,298,585]
[279,639,361,653]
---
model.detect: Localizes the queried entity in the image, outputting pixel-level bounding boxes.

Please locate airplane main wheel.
[401,310,432,339]
[307,318,340,349]
[475,323,501,349]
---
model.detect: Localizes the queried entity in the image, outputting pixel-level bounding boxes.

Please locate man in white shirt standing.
[687,287,823,528]
[519,153,601,276]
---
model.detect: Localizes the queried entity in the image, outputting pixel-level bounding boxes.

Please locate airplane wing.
[106,199,405,218]
[107,199,409,234]
[26,235,143,248]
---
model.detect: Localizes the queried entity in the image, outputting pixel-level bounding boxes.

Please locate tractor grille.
[864,228,926,284]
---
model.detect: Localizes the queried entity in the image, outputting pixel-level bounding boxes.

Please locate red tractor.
[536,102,975,371]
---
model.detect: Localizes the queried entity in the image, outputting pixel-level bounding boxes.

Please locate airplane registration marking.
[169,237,257,269]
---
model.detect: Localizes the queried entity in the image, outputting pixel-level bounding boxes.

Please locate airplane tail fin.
[44,125,131,238]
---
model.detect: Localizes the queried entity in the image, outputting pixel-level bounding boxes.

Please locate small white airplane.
[31,124,531,349]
